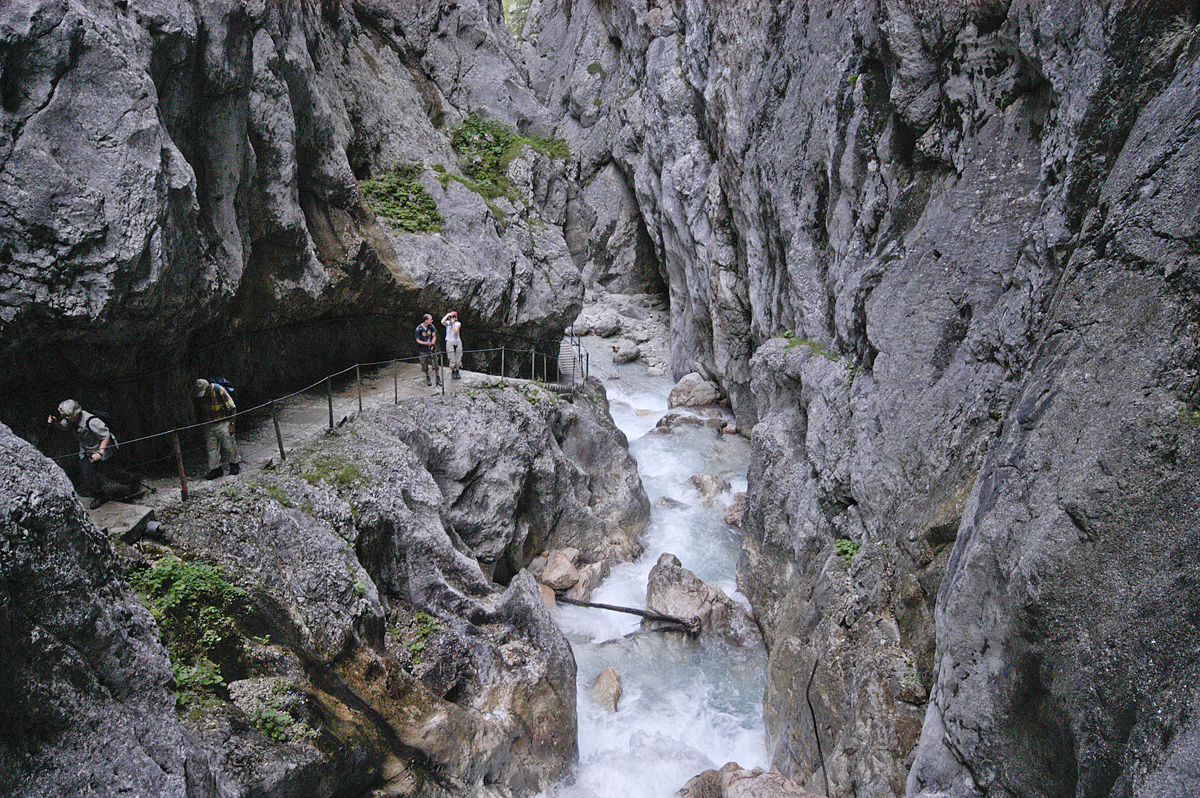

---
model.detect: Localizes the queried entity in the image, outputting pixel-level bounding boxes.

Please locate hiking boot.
[229,462,240,476]
[425,374,432,386]
[435,376,443,386]
[205,468,223,480]
[89,496,108,510]
[452,370,461,380]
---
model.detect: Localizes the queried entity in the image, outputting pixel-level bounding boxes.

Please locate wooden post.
[394,361,398,404]
[171,429,188,502]
[326,377,333,430]
[501,344,505,377]
[271,401,286,461]
[356,365,363,413]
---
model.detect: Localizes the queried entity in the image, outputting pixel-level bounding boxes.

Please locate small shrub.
[360,162,444,233]
[450,114,570,203]
[587,61,606,77]
[128,556,246,706]
[835,538,860,567]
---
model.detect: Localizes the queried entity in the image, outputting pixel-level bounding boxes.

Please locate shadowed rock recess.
[6,0,1200,797]
[0,0,580,440]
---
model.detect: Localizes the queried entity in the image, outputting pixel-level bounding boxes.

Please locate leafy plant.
[835,538,860,567]
[128,556,246,706]
[449,114,569,203]
[360,162,444,233]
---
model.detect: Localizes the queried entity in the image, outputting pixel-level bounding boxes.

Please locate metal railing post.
[356,365,362,412]
[394,361,398,404]
[271,401,286,461]
[326,377,334,430]
[171,429,188,502]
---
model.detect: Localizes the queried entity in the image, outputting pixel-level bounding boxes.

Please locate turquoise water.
[542,358,766,798]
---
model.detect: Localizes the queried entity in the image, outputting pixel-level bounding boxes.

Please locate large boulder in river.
[678,762,823,798]
[642,553,760,647]
[668,373,723,408]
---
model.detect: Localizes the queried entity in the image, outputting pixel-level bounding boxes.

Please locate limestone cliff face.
[528,1,1200,796]
[0,0,579,441]
[0,379,646,797]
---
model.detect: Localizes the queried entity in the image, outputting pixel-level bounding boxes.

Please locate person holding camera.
[441,310,463,379]
[47,399,141,509]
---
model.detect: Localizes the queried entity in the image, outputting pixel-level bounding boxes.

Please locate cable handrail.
[42,338,591,490]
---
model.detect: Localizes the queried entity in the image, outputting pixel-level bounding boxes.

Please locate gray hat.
[195,379,210,397]
[57,399,81,419]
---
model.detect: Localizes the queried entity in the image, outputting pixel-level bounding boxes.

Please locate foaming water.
[543,351,766,798]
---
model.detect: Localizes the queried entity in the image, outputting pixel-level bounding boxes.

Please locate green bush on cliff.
[360,162,444,233]
[128,556,247,706]
[449,114,569,203]
[503,0,533,40]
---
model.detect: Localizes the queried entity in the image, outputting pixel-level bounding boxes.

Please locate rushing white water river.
[543,355,768,798]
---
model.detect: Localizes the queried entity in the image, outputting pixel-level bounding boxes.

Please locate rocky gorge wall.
[0,0,580,444]
[0,378,647,797]
[524,0,1200,796]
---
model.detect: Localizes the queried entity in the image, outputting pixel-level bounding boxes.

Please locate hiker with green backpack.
[47,399,142,509]
[194,378,241,479]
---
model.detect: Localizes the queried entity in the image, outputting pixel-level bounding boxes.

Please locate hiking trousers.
[204,420,241,471]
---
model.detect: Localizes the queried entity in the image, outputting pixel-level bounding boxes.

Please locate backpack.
[86,410,119,452]
[210,377,238,406]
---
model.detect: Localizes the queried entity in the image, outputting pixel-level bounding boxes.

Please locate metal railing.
[41,337,591,501]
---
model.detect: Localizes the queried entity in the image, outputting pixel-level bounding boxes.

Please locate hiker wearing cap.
[47,399,141,509]
[416,314,441,387]
[194,379,240,479]
[441,310,463,379]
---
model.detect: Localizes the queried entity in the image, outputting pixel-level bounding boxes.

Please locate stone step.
[84,494,156,543]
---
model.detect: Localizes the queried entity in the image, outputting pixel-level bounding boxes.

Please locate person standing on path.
[194,379,241,479]
[47,399,142,509]
[416,314,441,386]
[441,310,463,379]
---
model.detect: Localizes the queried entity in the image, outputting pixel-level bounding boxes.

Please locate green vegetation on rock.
[503,0,533,40]
[302,453,366,488]
[360,162,444,233]
[448,114,569,205]
[835,538,860,567]
[127,556,246,706]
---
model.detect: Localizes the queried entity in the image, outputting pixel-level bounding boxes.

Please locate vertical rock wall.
[528,0,1200,796]
[0,0,580,444]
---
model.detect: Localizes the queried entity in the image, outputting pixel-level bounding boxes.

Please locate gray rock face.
[529,1,1200,796]
[374,378,650,579]
[642,553,761,647]
[0,0,580,442]
[0,372,644,795]
[0,424,227,798]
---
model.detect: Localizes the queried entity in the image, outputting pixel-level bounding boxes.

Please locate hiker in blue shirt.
[415,314,441,387]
